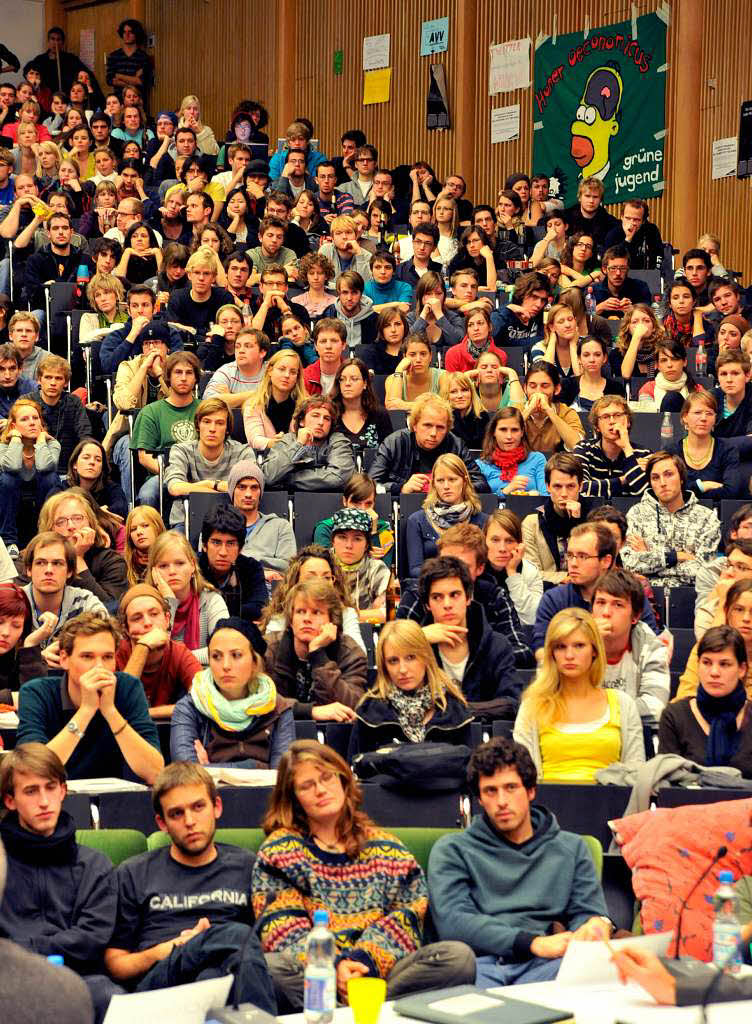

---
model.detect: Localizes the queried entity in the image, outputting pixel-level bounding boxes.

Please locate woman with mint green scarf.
[170,617,295,767]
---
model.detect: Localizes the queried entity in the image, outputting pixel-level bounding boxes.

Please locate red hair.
[0,584,32,640]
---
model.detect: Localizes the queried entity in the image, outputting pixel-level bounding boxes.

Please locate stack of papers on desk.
[205,766,277,786]
[66,777,149,795]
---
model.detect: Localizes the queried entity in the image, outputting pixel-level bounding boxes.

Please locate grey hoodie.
[241,511,297,572]
[603,621,670,720]
[333,294,376,348]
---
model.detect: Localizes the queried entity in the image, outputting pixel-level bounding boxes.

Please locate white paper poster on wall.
[363,34,390,71]
[489,38,531,95]
[491,104,520,144]
[712,137,738,180]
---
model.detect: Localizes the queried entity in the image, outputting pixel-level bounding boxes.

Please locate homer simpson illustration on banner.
[570,63,623,181]
[533,12,666,206]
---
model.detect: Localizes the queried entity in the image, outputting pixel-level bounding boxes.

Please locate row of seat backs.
[75,826,603,879]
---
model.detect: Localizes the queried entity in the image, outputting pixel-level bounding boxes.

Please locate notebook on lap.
[393,985,573,1024]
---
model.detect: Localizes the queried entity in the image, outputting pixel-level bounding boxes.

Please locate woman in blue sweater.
[405,453,487,578]
[666,391,742,499]
[477,408,548,499]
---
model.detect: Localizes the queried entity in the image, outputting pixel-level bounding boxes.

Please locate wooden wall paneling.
[292,0,457,181]
[65,0,130,87]
[696,0,752,282]
[144,0,277,147]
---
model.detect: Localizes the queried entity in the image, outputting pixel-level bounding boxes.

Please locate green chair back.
[581,834,603,881]
[76,829,148,865]
[147,827,266,853]
[389,827,461,873]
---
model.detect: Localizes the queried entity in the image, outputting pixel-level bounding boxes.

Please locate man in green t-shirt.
[129,351,201,508]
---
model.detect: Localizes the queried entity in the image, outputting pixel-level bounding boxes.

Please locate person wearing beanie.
[116,583,202,718]
[0,743,118,1023]
[328,508,390,622]
[170,616,294,767]
[229,459,297,580]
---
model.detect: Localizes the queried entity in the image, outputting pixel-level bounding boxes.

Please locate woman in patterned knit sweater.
[251,740,474,1011]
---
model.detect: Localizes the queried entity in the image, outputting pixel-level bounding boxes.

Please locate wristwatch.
[67,719,85,740]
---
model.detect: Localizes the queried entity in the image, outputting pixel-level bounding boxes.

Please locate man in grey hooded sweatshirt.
[228,460,296,583]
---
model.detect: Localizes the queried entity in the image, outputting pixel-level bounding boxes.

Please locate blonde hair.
[521,609,606,729]
[178,94,203,126]
[543,303,576,345]
[59,155,81,177]
[330,215,357,234]
[243,348,305,416]
[432,195,458,236]
[615,303,665,354]
[440,371,483,417]
[186,245,218,273]
[146,531,215,596]
[424,453,481,514]
[741,330,752,360]
[407,391,452,431]
[86,272,125,306]
[124,506,165,586]
[36,140,61,177]
[0,397,44,443]
[371,619,466,710]
[38,487,110,548]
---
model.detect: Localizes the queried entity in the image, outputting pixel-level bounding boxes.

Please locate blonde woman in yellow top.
[513,608,644,781]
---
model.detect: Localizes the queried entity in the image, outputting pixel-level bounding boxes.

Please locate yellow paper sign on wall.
[363,68,391,105]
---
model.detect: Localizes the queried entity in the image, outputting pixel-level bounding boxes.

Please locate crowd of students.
[0,18,752,1021]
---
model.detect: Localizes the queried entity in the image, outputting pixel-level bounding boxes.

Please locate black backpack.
[352,742,471,792]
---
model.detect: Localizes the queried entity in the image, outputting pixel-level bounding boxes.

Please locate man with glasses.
[396,224,442,291]
[592,244,651,318]
[573,396,651,499]
[263,191,309,258]
[532,523,658,654]
[337,144,377,209]
[314,161,354,223]
[104,197,160,247]
[693,538,752,639]
[100,286,182,374]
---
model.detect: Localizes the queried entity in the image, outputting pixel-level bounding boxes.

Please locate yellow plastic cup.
[347,976,386,1024]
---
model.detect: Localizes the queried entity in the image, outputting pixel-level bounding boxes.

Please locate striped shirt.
[573,438,651,499]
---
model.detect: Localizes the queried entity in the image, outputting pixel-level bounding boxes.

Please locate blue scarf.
[696,681,747,766]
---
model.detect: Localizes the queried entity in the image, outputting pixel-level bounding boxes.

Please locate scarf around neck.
[652,372,688,409]
[190,667,277,731]
[0,809,77,865]
[696,681,747,766]
[388,683,434,743]
[333,551,369,609]
[173,590,200,650]
[491,446,527,481]
[466,334,492,361]
[425,501,473,532]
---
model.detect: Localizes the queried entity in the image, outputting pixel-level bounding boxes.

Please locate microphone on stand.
[674,845,728,960]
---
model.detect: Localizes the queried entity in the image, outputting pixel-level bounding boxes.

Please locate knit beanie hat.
[719,314,751,336]
[227,461,265,500]
[119,584,167,619]
[210,616,267,656]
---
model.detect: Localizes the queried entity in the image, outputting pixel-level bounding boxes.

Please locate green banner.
[532,12,667,207]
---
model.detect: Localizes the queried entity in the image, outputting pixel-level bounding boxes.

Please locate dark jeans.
[0,470,63,545]
[137,921,276,1014]
[83,973,126,1024]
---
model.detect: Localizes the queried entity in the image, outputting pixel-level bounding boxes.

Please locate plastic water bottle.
[304,909,336,1023]
[696,340,707,376]
[660,412,674,443]
[585,286,596,317]
[47,954,64,967]
[652,294,662,318]
[712,870,742,973]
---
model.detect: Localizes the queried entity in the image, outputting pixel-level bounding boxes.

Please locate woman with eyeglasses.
[559,233,604,290]
[252,739,475,1010]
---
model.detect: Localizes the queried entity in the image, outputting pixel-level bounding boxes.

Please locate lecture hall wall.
[53,0,752,280]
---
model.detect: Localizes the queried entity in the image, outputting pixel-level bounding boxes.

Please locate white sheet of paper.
[205,766,277,787]
[103,975,233,1024]
[557,931,673,986]
[363,33,390,70]
[66,777,148,795]
[491,104,520,144]
[712,137,738,180]
[489,39,531,95]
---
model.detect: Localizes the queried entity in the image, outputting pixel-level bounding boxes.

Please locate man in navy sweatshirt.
[428,737,611,987]
[0,742,122,1021]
